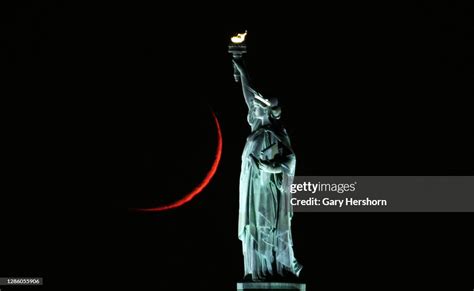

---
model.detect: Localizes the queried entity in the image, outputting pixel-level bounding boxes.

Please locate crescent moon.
[135,111,222,212]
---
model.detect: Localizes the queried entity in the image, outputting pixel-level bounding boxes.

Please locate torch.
[228,31,247,82]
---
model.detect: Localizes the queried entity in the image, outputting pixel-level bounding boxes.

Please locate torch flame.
[231,31,247,44]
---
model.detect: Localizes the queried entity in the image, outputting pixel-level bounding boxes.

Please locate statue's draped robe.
[238,112,302,281]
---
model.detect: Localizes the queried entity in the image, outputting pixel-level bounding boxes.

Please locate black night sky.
[2,2,473,290]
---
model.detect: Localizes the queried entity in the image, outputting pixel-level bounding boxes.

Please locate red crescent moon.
[135,111,222,212]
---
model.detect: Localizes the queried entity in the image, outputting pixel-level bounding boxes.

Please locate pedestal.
[237,282,306,290]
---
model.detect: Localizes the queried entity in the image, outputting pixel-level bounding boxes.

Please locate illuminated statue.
[229,32,303,282]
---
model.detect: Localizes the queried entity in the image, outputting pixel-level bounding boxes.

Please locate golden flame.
[231,31,247,44]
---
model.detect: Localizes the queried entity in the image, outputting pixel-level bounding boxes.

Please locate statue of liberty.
[230,32,303,283]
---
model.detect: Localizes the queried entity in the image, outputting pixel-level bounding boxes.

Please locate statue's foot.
[242,274,275,283]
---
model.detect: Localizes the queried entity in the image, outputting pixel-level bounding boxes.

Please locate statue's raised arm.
[232,59,256,110]
[228,31,257,111]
